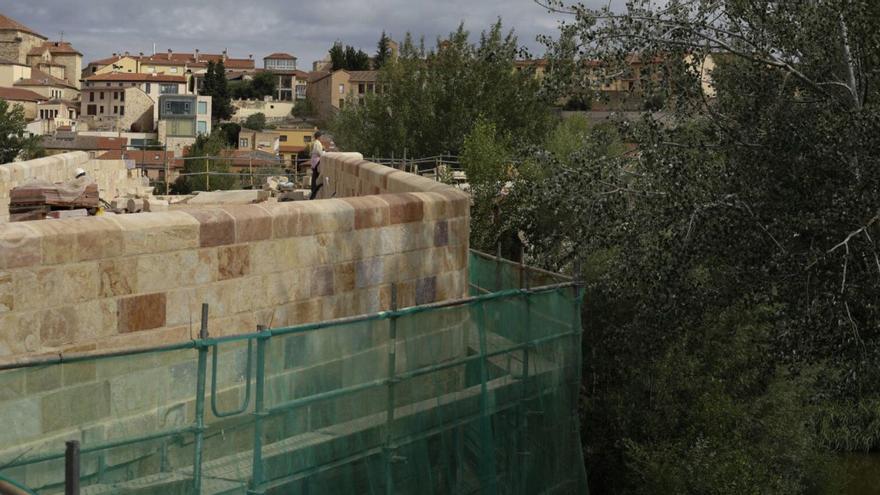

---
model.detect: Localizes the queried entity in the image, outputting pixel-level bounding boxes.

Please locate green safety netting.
[0,252,587,494]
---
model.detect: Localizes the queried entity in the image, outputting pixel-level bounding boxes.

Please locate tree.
[250,72,278,100]
[215,122,241,147]
[183,132,237,191]
[244,113,267,131]
[203,61,233,122]
[330,21,553,157]
[375,31,391,69]
[329,42,371,71]
[0,99,41,163]
[293,98,315,118]
[507,0,880,492]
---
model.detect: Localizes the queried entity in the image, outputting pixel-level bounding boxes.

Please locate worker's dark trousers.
[309,164,322,200]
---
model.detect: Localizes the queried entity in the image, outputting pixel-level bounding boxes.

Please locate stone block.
[334,262,356,293]
[117,293,167,333]
[0,397,41,445]
[185,208,235,248]
[109,211,200,256]
[434,220,449,247]
[136,249,216,293]
[41,380,110,433]
[0,223,41,269]
[26,220,79,265]
[0,369,25,401]
[218,245,251,280]
[99,258,137,297]
[73,217,124,262]
[341,197,389,230]
[310,265,334,298]
[40,306,78,347]
[415,276,437,305]
[356,257,384,289]
[380,193,425,224]
[25,364,62,394]
[63,361,97,386]
[220,205,273,243]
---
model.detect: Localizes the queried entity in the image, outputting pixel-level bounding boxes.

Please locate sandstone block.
[118,293,167,333]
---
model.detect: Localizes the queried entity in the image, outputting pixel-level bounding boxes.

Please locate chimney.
[194,48,200,62]
[124,51,130,57]
[249,54,253,60]
[139,51,144,58]
[112,52,117,57]
[167,48,172,60]
[222,49,227,62]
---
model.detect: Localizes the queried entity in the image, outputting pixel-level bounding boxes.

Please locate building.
[0,13,46,66]
[97,148,183,182]
[305,70,379,121]
[26,40,83,89]
[34,98,79,133]
[274,124,317,167]
[264,52,296,71]
[39,133,127,156]
[0,86,46,119]
[157,93,212,156]
[0,56,30,86]
[13,67,78,100]
[237,127,280,153]
[80,72,189,132]
[231,99,294,123]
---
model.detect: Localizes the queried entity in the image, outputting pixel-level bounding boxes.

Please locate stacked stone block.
[0,152,146,221]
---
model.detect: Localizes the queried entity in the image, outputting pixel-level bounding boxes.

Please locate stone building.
[306,69,379,121]
[0,86,45,119]
[26,40,83,89]
[0,13,46,66]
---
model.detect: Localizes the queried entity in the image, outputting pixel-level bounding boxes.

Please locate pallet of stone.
[9,182,99,208]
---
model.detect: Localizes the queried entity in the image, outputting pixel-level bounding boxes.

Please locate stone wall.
[0,152,469,362]
[0,152,148,222]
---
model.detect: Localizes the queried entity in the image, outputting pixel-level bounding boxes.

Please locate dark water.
[839,454,880,495]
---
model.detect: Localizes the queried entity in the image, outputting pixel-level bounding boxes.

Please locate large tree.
[502,0,880,492]
[375,31,391,69]
[203,61,234,122]
[182,132,237,191]
[330,21,553,157]
[0,99,42,163]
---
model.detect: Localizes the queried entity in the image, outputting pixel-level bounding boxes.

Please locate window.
[164,100,191,115]
[170,67,178,73]
[303,136,312,143]
[113,92,118,100]
[87,104,97,115]
[89,92,94,102]
[145,83,151,93]
[197,101,207,114]
[358,83,365,94]
[240,138,249,148]
[159,84,178,95]
[279,135,288,142]
[338,99,344,108]
[120,92,125,102]
[113,105,118,114]
[197,120,207,134]
[118,83,124,87]
[367,83,374,93]
[99,91,104,99]
[106,83,110,87]
[99,106,104,113]
[167,119,195,136]
[338,84,344,94]
[120,106,125,116]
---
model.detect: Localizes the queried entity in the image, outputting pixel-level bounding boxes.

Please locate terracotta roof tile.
[347,70,379,82]
[99,149,183,168]
[84,72,186,83]
[15,68,76,89]
[0,13,45,38]
[0,87,47,102]
[28,41,82,56]
[265,53,296,60]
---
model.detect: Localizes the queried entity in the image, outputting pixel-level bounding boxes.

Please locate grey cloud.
[7,0,625,67]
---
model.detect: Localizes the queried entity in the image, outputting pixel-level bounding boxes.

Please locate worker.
[74,168,87,179]
[309,131,326,200]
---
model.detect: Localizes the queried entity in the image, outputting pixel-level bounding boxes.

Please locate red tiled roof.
[0,87,47,102]
[308,71,331,83]
[0,56,26,66]
[95,137,127,151]
[84,72,185,83]
[0,13,45,38]
[265,53,296,60]
[99,149,183,168]
[15,68,76,89]
[88,52,255,70]
[28,41,82,56]
[88,55,123,66]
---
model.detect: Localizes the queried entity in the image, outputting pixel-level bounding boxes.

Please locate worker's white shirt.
[310,140,324,169]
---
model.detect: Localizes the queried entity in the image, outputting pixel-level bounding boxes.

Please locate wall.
[0,30,44,65]
[232,99,294,122]
[5,99,38,120]
[0,62,30,86]
[0,152,469,361]
[0,152,147,222]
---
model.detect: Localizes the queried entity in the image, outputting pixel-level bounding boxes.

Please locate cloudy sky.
[6,0,620,69]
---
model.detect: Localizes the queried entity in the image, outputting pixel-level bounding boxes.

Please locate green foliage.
[461,118,511,187]
[329,42,370,71]
[231,72,278,100]
[490,0,880,492]
[375,31,391,69]
[203,61,233,122]
[0,99,41,163]
[216,122,241,147]
[330,21,553,157]
[293,98,315,118]
[182,132,237,191]
[244,113,268,131]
